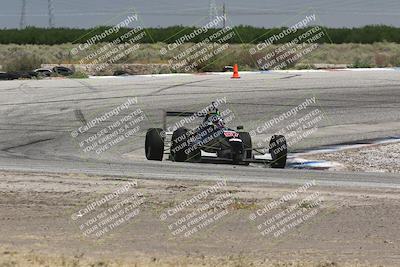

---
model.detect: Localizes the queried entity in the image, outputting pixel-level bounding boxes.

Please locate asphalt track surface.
[0,70,399,188]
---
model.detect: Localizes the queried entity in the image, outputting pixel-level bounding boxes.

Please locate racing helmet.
[204,102,224,128]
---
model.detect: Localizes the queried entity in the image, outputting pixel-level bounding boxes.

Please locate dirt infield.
[0,170,399,266]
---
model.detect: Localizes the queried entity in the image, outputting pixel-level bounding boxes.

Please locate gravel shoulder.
[303,142,400,173]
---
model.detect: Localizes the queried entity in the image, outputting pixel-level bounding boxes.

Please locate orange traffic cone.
[231,64,240,79]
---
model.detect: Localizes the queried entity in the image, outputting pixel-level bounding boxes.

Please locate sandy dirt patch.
[0,170,399,266]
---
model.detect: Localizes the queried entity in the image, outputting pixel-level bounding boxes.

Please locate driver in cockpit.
[203,102,224,128]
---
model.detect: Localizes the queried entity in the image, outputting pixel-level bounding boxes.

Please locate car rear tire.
[171,127,190,162]
[145,128,164,161]
[269,135,287,168]
[230,139,244,165]
[238,132,252,165]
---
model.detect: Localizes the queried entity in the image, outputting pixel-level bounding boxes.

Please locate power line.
[222,2,226,28]
[19,0,26,29]
[3,10,400,18]
[48,0,55,27]
[208,0,218,23]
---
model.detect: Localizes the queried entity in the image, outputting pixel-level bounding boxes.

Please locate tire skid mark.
[2,138,55,152]
[75,80,97,91]
[74,109,87,125]
[280,74,301,79]
[147,78,214,95]
[1,83,399,107]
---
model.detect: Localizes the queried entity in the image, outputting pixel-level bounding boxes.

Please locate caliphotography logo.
[0,1,399,267]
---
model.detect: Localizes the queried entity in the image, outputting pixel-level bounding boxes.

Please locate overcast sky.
[2,0,400,29]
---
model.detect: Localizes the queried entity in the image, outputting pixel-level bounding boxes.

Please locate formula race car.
[145,104,287,168]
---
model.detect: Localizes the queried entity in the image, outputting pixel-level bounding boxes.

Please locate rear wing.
[162,110,205,130]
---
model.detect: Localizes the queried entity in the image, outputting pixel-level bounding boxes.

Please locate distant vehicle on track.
[52,66,74,76]
[0,71,37,80]
[34,68,53,77]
